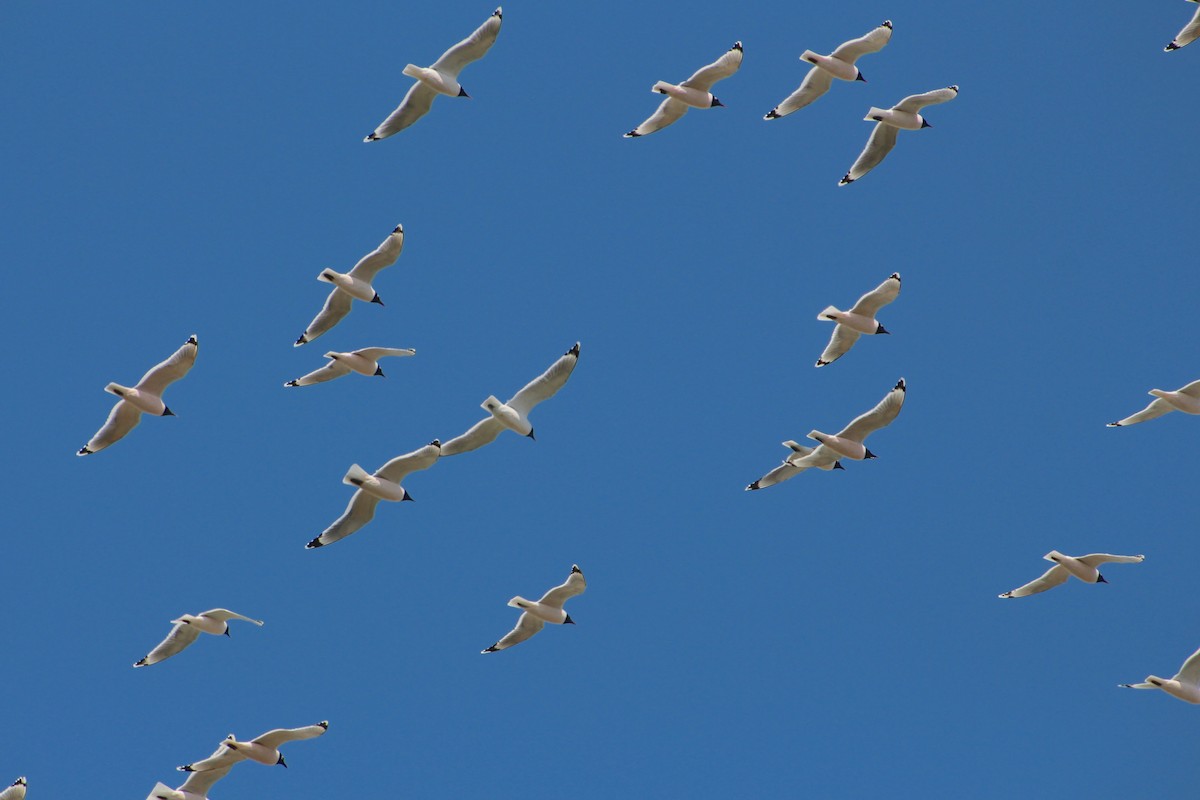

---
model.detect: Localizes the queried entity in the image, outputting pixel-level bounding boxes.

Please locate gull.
[134,609,264,667]
[294,225,403,347]
[764,21,891,120]
[1120,646,1200,704]
[624,42,742,138]
[1166,1,1200,51]
[482,565,586,653]
[306,440,441,548]
[147,743,232,800]
[285,347,416,387]
[77,334,198,456]
[839,85,958,186]
[364,8,503,141]
[745,442,843,491]
[816,273,900,366]
[808,378,905,460]
[441,342,580,456]
[0,778,26,800]
[1107,380,1200,426]
[998,551,1145,598]
[179,721,329,771]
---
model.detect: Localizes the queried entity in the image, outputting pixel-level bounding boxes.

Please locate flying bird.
[764,21,891,120]
[441,342,580,455]
[134,608,264,667]
[294,225,404,347]
[364,8,503,141]
[745,442,843,491]
[178,721,329,771]
[77,334,198,456]
[306,440,441,548]
[998,551,1145,598]
[285,347,416,387]
[1120,645,1200,704]
[624,42,743,138]
[815,273,900,366]
[1107,380,1200,426]
[839,85,958,186]
[0,778,26,800]
[807,378,906,461]
[483,565,586,653]
[148,742,232,800]
[1166,0,1200,51]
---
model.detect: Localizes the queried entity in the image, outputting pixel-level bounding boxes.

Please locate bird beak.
[374,366,385,377]
[833,461,845,470]
[371,294,385,305]
[458,86,470,98]
[856,72,867,82]
[402,492,415,502]
[162,407,175,416]
[224,629,231,637]
[921,119,932,128]
[526,430,536,440]
[1097,574,1108,583]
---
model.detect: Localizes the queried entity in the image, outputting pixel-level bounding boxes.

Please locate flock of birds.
[8,5,1195,798]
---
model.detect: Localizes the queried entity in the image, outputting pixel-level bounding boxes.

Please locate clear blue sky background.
[4,1,1198,797]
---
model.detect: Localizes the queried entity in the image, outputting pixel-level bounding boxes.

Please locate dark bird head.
[223,627,231,637]
[921,119,933,128]
[1097,574,1108,583]
[526,430,536,440]
[876,323,890,335]
[710,96,724,108]
[277,754,288,768]
[864,449,878,459]
[371,293,385,305]
[402,491,415,502]
[162,407,175,416]
[833,461,845,470]
[374,365,385,377]
[564,614,576,625]
[458,86,470,98]
[855,71,867,82]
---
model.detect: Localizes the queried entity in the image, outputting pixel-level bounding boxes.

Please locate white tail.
[782,440,814,456]
[481,394,503,413]
[800,50,820,65]
[507,596,533,609]
[1043,550,1065,563]
[317,269,338,284]
[652,80,672,94]
[818,306,840,321]
[865,107,888,121]
[402,64,423,80]
[343,464,372,487]
[104,382,125,396]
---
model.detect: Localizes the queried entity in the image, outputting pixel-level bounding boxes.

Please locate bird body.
[483,566,586,653]
[839,86,958,185]
[402,64,467,97]
[103,383,171,416]
[745,442,844,491]
[651,80,718,109]
[1121,646,1200,704]
[815,274,899,366]
[295,225,403,347]
[134,608,263,667]
[800,50,861,82]
[625,42,742,138]
[316,268,380,303]
[179,722,329,771]
[806,431,871,460]
[343,463,409,502]
[1108,380,1200,426]
[864,106,928,130]
[998,552,1144,598]
[818,308,884,335]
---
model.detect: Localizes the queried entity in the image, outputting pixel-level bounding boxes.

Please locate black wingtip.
[571,564,583,574]
[492,7,502,18]
[815,359,829,367]
[284,380,299,387]
[567,342,581,356]
[894,378,906,391]
[624,130,641,138]
[526,430,536,440]
[77,446,93,456]
[838,174,854,186]
[305,538,324,549]
[364,132,380,142]
[295,334,308,346]
[482,644,499,653]
[746,481,760,491]
[134,658,147,667]
[731,41,743,51]
[429,439,442,447]
[764,109,780,120]
[186,334,198,345]
[1166,42,1181,51]
[881,19,893,29]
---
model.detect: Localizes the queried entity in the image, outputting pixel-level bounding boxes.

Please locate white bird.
[815,273,900,367]
[147,742,232,800]
[1107,380,1200,426]
[441,342,580,456]
[0,778,26,800]
[364,8,503,141]
[764,21,891,120]
[295,225,403,347]
[179,721,329,771]
[77,334,198,456]
[624,42,743,138]
[483,565,586,653]
[807,378,906,461]
[745,442,844,491]
[285,347,416,387]
[306,440,441,549]
[839,85,958,186]
[1120,645,1200,704]
[1166,1,1200,51]
[134,608,264,667]
[998,551,1145,598]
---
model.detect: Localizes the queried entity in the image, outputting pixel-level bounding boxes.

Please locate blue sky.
[4,1,1199,796]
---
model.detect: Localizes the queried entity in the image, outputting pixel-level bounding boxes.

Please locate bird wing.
[1168,6,1200,50]
[430,7,503,78]
[136,621,202,666]
[848,273,901,317]
[894,85,959,114]
[354,347,416,361]
[365,81,438,141]
[998,565,1069,598]
[1076,553,1145,567]
[286,359,352,387]
[177,738,244,773]
[202,609,264,626]
[0,779,26,800]
[177,761,234,796]
[538,566,586,608]
[253,721,329,749]
[840,121,899,185]
[816,325,861,367]
[680,42,743,92]
[81,400,143,455]
[829,21,893,63]
[135,335,199,395]
[375,440,442,483]
[307,490,382,548]
[1177,379,1200,398]
[296,288,353,346]
[625,96,689,137]
[508,342,581,415]
[346,226,405,282]
[746,461,807,491]
[836,378,906,442]
[1107,397,1174,427]
[765,67,833,119]
[747,445,840,490]
[1173,645,1200,684]
[440,417,506,456]
[482,611,544,653]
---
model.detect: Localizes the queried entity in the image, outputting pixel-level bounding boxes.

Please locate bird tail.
[817,306,840,321]
[104,382,125,397]
[507,596,534,610]
[402,64,423,80]
[800,50,821,65]
[865,107,888,121]
[1043,550,1065,563]
[651,81,672,95]
[343,464,371,487]
[481,395,503,413]
[317,269,339,285]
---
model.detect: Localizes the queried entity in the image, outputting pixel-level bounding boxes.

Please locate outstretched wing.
[894,85,959,114]
[135,621,202,667]
[816,325,861,367]
[829,21,893,64]
[839,121,898,185]
[202,609,264,626]
[1107,397,1174,427]
[1173,646,1200,684]
[1076,553,1145,568]
[836,378,906,442]
[0,779,26,800]
[848,273,901,317]
[624,96,689,138]
[253,721,329,749]
[680,42,743,92]
[1167,5,1200,51]
[79,400,142,455]
[346,225,405,282]
[431,7,503,78]
[764,67,833,119]
[538,565,586,608]
[375,440,442,483]
[508,342,581,415]
[354,347,416,362]
[998,565,1069,598]
[306,490,382,548]
[482,612,544,653]
[440,417,506,456]
[296,288,352,346]
[135,335,199,395]
[285,359,352,387]
[364,82,437,141]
